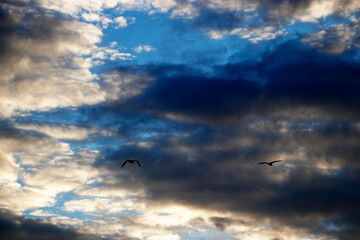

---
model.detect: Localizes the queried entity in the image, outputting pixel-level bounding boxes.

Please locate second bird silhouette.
[121,159,141,168]
[258,160,282,166]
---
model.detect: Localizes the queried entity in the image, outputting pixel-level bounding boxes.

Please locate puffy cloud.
[133,45,156,53]
[0,150,19,185]
[92,45,135,61]
[114,16,128,28]
[170,0,198,19]
[0,1,155,118]
[0,1,106,118]
[0,123,102,213]
[266,0,360,23]
[302,17,360,53]
[81,12,101,22]
[22,161,99,195]
[63,197,139,213]
[149,0,177,13]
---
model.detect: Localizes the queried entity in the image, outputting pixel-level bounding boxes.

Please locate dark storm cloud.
[0,209,101,240]
[139,72,261,121]
[106,40,360,124]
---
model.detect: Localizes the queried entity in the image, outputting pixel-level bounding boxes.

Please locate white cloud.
[296,0,336,23]
[0,4,150,118]
[0,126,103,213]
[79,221,124,236]
[101,17,113,28]
[77,186,144,198]
[64,198,110,212]
[0,12,106,118]
[92,46,135,61]
[36,0,177,17]
[0,150,20,185]
[150,0,177,13]
[114,16,128,28]
[48,216,84,227]
[15,123,109,141]
[272,0,360,24]
[206,0,258,12]
[63,197,139,213]
[110,41,118,47]
[231,26,285,43]
[134,45,156,53]
[170,1,198,19]
[22,162,99,195]
[81,12,101,22]
[207,30,227,40]
[33,0,360,46]
[30,210,59,217]
[0,185,57,213]
[301,21,359,54]
[208,26,285,43]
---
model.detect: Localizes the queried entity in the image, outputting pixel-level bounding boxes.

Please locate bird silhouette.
[258,160,282,166]
[121,159,141,168]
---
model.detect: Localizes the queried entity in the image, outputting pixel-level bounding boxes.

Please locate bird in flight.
[258,160,282,166]
[121,159,141,168]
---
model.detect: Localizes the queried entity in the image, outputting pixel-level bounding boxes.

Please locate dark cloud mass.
[96,37,360,239]
[106,40,360,124]
[0,210,101,240]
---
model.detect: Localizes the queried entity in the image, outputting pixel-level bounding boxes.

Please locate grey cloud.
[302,17,360,53]
[93,39,360,240]
[109,40,360,125]
[0,209,102,240]
[209,216,234,231]
[98,117,360,239]
[171,0,360,47]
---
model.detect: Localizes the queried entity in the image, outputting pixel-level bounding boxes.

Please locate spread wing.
[121,160,129,168]
[258,162,268,164]
[136,160,141,167]
[270,160,282,164]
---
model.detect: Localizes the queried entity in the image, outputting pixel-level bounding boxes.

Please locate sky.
[0,0,360,239]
